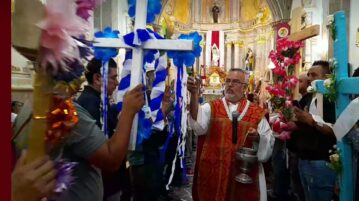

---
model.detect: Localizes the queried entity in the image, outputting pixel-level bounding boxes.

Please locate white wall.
[112,0,129,35]
[11,47,29,68]
[349,0,359,73]
[291,0,328,64]
[291,0,301,12]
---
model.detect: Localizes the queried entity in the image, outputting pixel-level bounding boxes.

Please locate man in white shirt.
[188,68,274,201]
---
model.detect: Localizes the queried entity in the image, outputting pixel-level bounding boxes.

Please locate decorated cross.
[93,0,193,150]
[314,11,359,201]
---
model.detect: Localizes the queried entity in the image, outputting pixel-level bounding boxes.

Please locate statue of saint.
[211,45,220,66]
[211,4,220,23]
[245,48,255,71]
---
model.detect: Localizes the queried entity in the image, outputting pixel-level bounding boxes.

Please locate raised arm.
[294,107,335,137]
[188,76,201,120]
[88,84,145,172]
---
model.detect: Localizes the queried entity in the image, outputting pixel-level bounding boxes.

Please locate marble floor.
[168,175,193,201]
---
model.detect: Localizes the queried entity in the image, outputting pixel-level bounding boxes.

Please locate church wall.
[11,48,28,70]
[225,24,273,78]
[291,0,329,69]
[11,47,34,105]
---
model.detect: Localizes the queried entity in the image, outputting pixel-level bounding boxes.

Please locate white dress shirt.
[188,99,274,201]
[188,99,274,162]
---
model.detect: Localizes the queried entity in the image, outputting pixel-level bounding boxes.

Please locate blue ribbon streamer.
[94,27,119,61]
[128,0,162,24]
[174,64,183,136]
[168,32,202,67]
[101,61,109,137]
[93,27,120,137]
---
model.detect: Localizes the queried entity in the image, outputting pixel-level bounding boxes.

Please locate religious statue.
[255,6,271,24]
[211,3,220,23]
[245,48,255,71]
[211,44,220,66]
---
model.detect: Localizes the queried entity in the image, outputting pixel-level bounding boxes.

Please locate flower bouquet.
[266,38,303,140]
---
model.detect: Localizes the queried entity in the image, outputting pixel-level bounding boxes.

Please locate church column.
[238,40,244,69]
[234,42,240,68]
[226,42,232,71]
[199,34,205,67]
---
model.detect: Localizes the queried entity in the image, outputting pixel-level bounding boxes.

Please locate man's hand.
[293,107,315,126]
[12,151,57,201]
[247,127,259,141]
[293,107,335,136]
[187,76,200,96]
[122,84,145,116]
[188,76,201,120]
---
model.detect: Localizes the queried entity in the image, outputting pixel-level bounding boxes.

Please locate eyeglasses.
[225,79,248,86]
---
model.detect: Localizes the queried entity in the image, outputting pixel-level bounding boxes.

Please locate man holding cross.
[12,84,145,201]
[188,68,274,201]
[289,60,337,201]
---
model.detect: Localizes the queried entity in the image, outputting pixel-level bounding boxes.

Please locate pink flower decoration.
[38,0,88,74]
[283,57,294,66]
[285,100,293,107]
[272,119,283,133]
[76,0,96,20]
[273,67,286,77]
[285,76,298,89]
[75,0,105,20]
[266,38,304,137]
[276,131,291,140]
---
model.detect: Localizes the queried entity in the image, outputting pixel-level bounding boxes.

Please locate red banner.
[274,23,291,40]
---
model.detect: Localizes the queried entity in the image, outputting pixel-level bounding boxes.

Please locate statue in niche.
[211,44,220,66]
[255,6,271,24]
[245,48,255,71]
[211,3,220,23]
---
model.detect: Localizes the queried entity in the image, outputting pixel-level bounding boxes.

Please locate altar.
[202,66,226,102]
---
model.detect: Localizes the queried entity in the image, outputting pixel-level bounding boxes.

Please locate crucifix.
[287,7,320,99]
[93,0,193,150]
[314,11,359,201]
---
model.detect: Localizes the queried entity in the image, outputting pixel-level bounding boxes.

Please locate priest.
[188,68,274,201]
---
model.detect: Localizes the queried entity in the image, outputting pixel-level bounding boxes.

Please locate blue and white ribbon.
[165,32,202,189]
[128,0,162,24]
[117,29,168,145]
[150,52,168,130]
[93,27,120,137]
[117,51,132,111]
[101,61,109,138]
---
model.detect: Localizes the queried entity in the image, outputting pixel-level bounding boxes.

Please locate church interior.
[11,0,359,105]
[10,0,359,201]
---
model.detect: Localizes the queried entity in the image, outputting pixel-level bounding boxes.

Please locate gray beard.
[224,93,243,103]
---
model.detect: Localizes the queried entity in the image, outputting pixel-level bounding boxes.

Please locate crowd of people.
[11,58,359,201]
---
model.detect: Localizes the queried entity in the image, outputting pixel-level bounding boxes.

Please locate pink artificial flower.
[276,131,291,140]
[273,87,286,97]
[293,41,304,49]
[285,76,298,89]
[282,121,297,131]
[272,118,283,133]
[75,0,104,20]
[285,100,293,107]
[38,0,88,74]
[273,67,287,77]
[293,52,301,63]
[283,57,294,66]
[76,0,96,20]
